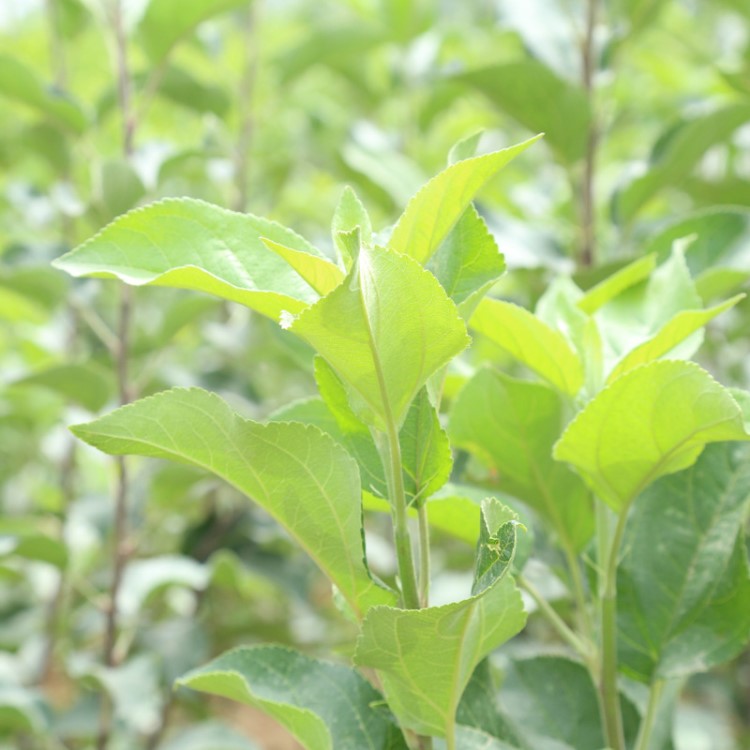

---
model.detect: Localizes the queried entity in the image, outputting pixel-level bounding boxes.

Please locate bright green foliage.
[426,205,506,320]
[388,136,541,264]
[289,245,469,430]
[450,368,592,550]
[618,443,750,682]
[332,186,373,269]
[176,646,407,750]
[554,360,749,511]
[459,62,591,163]
[52,199,324,321]
[470,298,584,395]
[0,53,87,133]
[577,254,657,314]
[69,387,395,617]
[260,237,344,296]
[137,0,250,63]
[355,500,526,739]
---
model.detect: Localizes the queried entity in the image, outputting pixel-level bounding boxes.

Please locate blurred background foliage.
[1,0,750,748]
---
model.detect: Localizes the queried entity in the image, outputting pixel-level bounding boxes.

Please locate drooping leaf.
[426,205,506,319]
[53,198,324,321]
[71,388,395,616]
[553,361,749,511]
[11,362,114,411]
[618,443,750,682]
[470,297,584,396]
[0,53,87,133]
[137,0,250,63]
[450,368,592,550]
[288,245,469,430]
[614,104,750,223]
[176,646,407,750]
[459,61,590,164]
[388,136,541,264]
[607,294,744,382]
[355,503,526,739]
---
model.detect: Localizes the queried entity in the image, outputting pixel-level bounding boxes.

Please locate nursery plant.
[52,135,750,750]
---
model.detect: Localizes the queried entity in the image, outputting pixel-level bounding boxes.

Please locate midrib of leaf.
[81,395,366,616]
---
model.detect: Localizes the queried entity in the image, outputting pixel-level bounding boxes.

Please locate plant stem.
[417,503,430,607]
[596,502,629,750]
[518,573,594,666]
[579,0,599,267]
[633,679,665,750]
[381,421,420,610]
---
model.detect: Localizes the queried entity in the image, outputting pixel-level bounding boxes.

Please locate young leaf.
[576,254,657,315]
[618,443,750,682]
[553,361,750,511]
[472,500,521,595]
[288,245,469,430]
[70,388,395,616]
[470,298,584,395]
[176,646,407,750]
[388,135,541,265]
[447,131,484,165]
[450,369,592,550]
[354,505,526,739]
[332,186,373,269]
[426,205,506,320]
[607,294,744,382]
[459,61,591,164]
[137,0,250,64]
[260,237,344,296]
[53,199,324,321]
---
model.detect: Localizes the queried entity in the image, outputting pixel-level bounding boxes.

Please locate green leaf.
[0,53,87,133]
[137,0,250,63]
[176,646,407,750]
[70,388,395,616]
[388,136,541,265]
[473,501,522,595]
[399,388,452,507]
[553,361,749,511]
[0,685,49,734]
[450,369,592,550]
[99,158,146,220]
[577,254,657,315]
[332,186,373,269]
[288,245,469,430]
[156,65,231,116]
[448,131,484,165]
[435,727,522,750]
[618,443,750,682]
[499,656,639,750]
[160,722,259,750]
[354,505,526,738]
[459,62,591,164]
[12,362,113,411]
[614,104,750,222]
[607,294,744,382]
[261,237,344,296]
[53,198,324,322]
[470,298,584,395]
[426,205,506,319]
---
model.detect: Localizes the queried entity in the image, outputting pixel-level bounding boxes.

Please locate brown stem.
[579,0,598,268]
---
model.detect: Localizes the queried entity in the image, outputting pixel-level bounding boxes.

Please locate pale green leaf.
[618,443,750,682]
[11,362,113,411]
[332,186,372,269]
[71,388,394,616]
[354,510,526,738]
[0,53,87,133]
[577,254,657,315]
[261,237,344,296]
[553,361,749,511]
[388,136,541,264]
[615,104,750,223]
[289,245,469,430]
[176,646,407,750]
[473,500,521,595]
[156,65,231,116]
[99,158,146,220]
[448,131,484,165]
[450,369,592,550]
[470,298,584,395]
[426,205,506,320]
[607,294,744,382]
[138,0,249,63]
[459,61,590,163]
[53,199,324,322]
